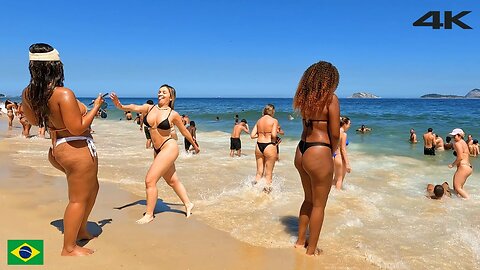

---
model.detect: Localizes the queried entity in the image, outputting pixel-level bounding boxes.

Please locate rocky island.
[349,92,380,98]
[421,89,480,99]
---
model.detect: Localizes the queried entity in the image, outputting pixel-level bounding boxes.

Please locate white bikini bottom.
[55,136,97,157]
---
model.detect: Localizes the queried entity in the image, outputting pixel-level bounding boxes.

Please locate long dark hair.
[26,43,64,127]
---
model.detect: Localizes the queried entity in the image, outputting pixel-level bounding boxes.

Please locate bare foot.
[61,245,94,256]
[136,213,154,224]
[294,240,307,249]
[306,248,323,256]
[185,202,194,218]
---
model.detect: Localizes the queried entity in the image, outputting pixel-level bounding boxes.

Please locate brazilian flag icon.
[8,240,44,265]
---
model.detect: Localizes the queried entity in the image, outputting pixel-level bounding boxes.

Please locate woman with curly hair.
[293,61,340,256]
[21,43,104,256]
[110,85,199,224]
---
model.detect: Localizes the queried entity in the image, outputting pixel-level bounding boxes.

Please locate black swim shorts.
[424,147,435,156]
[230,137,241,150]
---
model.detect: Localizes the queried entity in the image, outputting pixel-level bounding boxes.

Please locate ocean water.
[3,97,480,269]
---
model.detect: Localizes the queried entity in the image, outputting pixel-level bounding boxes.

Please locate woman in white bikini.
[448,128,473,199]
[22,43,104,256]
[110,85,199,224]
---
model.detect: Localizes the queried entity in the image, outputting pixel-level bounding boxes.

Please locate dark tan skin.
[22,86,104,256]
[294,94,340,256]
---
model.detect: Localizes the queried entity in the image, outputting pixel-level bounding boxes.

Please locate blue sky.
[0,0,478,98]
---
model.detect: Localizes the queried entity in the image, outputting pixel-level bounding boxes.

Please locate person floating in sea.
[110,84,199,224]
[230,119,249,157]
[22,43,104,256]
[448,128,473,199]
[423,128,436,155]
[355,124,371,133]
[409,128,418,143]
[293,61,340,256]
[426,182,451,200]
[250,104,278,193]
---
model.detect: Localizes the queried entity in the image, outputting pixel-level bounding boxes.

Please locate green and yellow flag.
[7,240,44,265]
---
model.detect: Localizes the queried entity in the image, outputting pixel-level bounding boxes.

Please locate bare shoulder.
[51,87,76,101]
[170,109,180,119]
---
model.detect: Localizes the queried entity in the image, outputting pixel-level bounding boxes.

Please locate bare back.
[301,95,340,150]
[255,115,278,143]
[231,123,248,138]
[423,132,435,148]
[22,87,91,141]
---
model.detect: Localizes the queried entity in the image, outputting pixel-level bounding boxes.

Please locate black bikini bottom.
[298,140,332,155]
[257,142,275,154]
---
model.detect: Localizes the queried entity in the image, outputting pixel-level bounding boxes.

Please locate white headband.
[29,48,61,61]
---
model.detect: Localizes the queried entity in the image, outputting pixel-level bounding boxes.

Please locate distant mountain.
[0,93,5,98]
[465,89,480,98]
[349,92,380,98]
[420,93,463,98]
[421,88,480,98]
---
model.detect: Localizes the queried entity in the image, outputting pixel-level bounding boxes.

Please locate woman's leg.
[453,166,472,199]
[78,157,99,240]
[254,146,264,183]
[7,112,13,127]
[263,145,277,188]
[54,141,97,256]
[333,154,343,189]
[137,141,178,224]
[302,147,333,256]
[294,147,313,249]
[163,164,194,217]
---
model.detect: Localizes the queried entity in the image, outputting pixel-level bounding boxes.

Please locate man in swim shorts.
[423,128,436,155]
[230,119,249,157]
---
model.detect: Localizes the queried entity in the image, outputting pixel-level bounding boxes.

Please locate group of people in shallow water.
[409,127,476,199]
[11,43,475,258]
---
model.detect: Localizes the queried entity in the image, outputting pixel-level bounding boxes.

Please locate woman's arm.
[173,112,199,153]
[250,123,258,139]
[110,92,149,114]
[271,120,278,141]
[58,88,103,135]
[340,133,351,173]
[327,95,341,152]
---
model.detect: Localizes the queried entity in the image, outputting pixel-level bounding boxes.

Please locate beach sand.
[0,117,374,269]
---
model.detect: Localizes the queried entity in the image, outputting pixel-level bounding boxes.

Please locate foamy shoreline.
[0,116,371,269]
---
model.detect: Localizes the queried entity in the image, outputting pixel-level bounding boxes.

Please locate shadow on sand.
[50,218,113,247]
[114,199,186,217]
[280,215,299,236]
